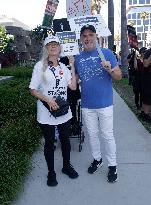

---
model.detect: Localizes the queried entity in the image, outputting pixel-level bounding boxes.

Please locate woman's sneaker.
[47,171,58,186]
[62,164,79,179]
[107,166,117,183]
[88,159,103,174]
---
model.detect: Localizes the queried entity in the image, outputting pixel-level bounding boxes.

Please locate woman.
[141,48,151,122]
[133,47,146,110]
[29,35,79,187]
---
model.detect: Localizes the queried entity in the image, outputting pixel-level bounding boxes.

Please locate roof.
[0,15,32,31]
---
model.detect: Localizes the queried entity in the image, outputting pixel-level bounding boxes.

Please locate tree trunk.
[108,0,114,50]
[121,0,129,76]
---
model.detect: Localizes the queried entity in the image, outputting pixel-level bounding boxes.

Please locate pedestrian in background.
[141,48,151,122]
[133,47,146,110]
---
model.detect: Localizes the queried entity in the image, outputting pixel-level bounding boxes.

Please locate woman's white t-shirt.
[29,61,72,125]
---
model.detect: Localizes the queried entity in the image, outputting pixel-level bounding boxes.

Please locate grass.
[113,77,151,133]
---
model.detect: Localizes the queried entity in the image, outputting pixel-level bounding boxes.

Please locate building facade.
[127,0,151,47]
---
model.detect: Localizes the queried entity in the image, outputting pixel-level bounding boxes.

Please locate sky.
[0,0,119,32]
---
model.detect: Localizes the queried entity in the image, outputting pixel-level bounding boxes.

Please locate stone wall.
[6,26,42,62]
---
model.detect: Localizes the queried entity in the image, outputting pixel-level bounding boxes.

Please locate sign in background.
[56,31,79,56]
[66,0,91,19]
[42,0,59,29]
[53,18,71,33]
[69,14,111,39]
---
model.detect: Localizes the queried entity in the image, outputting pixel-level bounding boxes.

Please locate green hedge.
[0,67,42,205]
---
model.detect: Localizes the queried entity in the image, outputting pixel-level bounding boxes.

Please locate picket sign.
[66,0,92,19]
[68,14,111,39]
[56,31,79,56]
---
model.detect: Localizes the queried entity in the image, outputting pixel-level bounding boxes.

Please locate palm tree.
[91,0,107,14]
[108,0,114,50]
[121,0,128,76]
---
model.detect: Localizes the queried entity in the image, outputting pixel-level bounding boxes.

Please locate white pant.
[82,106,117,166]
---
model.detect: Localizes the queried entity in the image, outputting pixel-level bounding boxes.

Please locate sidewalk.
[12,90,151,205]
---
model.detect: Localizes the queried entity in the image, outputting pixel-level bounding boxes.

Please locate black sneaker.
[107,166,117,183]
[47,171,58,186]
[88,159,103,174]
[62,164,79,179]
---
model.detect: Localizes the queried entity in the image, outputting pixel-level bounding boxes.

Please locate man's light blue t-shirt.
[75,47,118,109]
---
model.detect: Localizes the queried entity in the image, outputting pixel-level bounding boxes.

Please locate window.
[146,0,150,4]
[132,13,136,19]
[138,41,143,47]
[145,26,148,31]
[128,14,131,19]
[137,20,141,25]
[137,13,140,19]
[137,33,141,40]
[133,0,137,4]
[137,26,143,32]
[150,19,151,25]
[139,0,145,4]
[133,20,136,25]
[142,33,147,40]
[144,19,149,25]
[129,0,132,4]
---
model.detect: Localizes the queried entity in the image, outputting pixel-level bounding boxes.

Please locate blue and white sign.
[69,14,111,38]
[56,31,79,56]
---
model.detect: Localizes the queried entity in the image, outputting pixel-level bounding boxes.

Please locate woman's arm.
[30,89,59,110]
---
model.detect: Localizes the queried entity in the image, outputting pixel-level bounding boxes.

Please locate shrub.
[0,67,42,205]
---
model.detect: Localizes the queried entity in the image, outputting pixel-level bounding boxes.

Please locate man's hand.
[101,61,112,74]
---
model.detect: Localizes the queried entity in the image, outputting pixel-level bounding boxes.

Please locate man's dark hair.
[80,25,96,35]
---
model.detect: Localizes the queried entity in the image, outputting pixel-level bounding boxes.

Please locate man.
[75,25,122,183]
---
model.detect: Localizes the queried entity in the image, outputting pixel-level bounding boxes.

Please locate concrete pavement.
[12,90,151,205]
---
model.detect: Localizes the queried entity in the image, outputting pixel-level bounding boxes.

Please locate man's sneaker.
[47,171,58,186]
[88,159,103,174]
[107,166,117,183]
[62,164,79,179]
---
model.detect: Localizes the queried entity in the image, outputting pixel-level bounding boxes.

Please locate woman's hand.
[47,98,59,110]
[68,56,75,68]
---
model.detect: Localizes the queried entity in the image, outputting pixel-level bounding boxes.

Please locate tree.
[121,0,129,76]
[91,0,107,14]
[108,0,114,50]
[0,25,14,53]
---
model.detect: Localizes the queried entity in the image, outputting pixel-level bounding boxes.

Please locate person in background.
[141,48,151,122]
[75,25,122,183]
[133,47,147,110]
[29,35,78,187]
[127,50,136,85]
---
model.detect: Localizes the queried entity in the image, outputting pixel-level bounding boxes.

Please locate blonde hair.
[40,41,65,83]
[39,45,49,83]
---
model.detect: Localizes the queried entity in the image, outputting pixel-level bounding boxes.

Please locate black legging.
[39,120,71,173]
